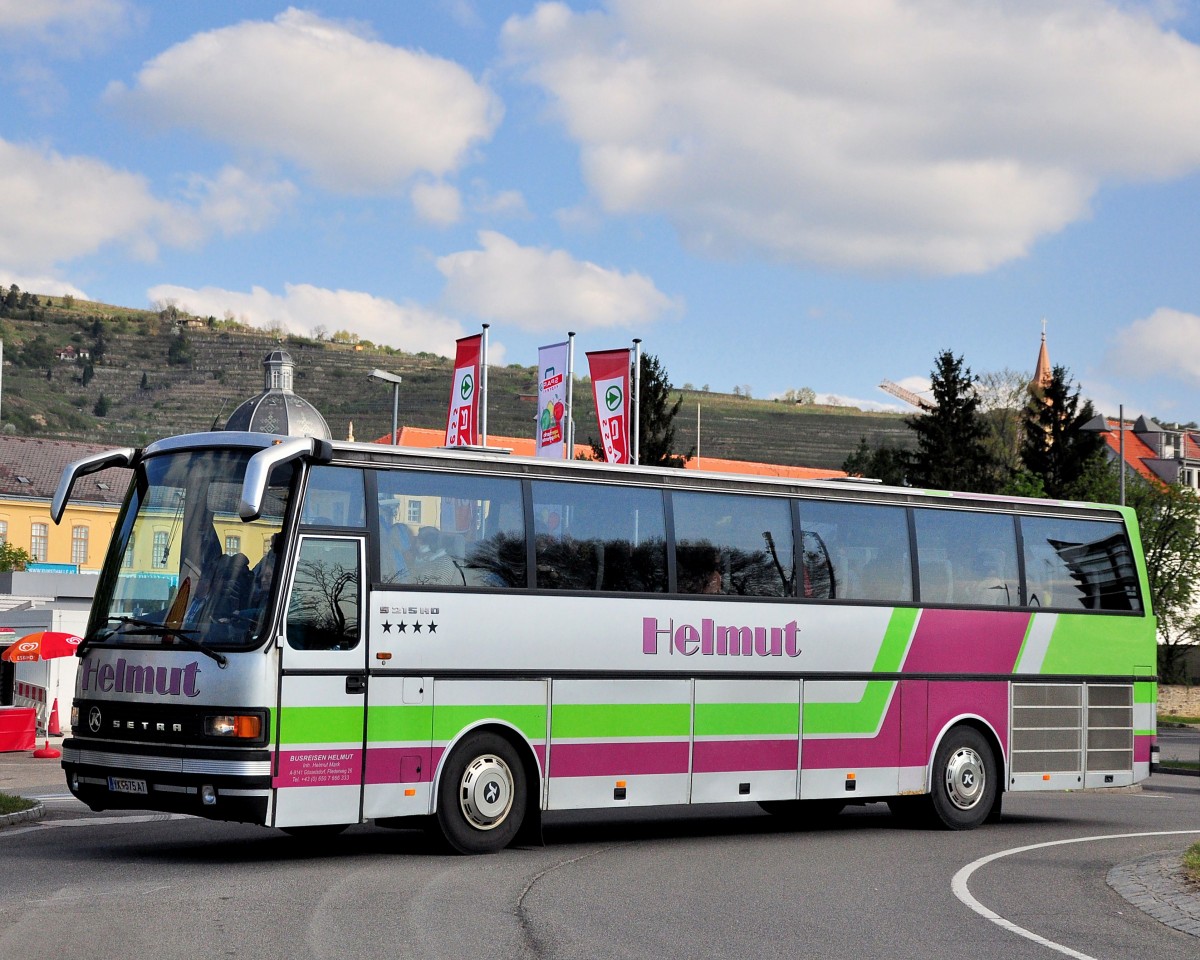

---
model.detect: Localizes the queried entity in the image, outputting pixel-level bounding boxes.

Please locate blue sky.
[5,1,1200,422]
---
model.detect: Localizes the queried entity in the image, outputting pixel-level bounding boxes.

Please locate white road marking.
[952,829,1200,960]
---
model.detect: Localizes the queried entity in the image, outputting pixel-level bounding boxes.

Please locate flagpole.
[480,323,489,447]
[632,338,642,466]
[566,331,576,458]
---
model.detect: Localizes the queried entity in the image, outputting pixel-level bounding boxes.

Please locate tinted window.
[1021,516,1141,611]
[532,481,667,592]
[913,509,1019,606]
[673,492,793,596]
[798,501,912,602]
[301,466,365,527]
[375,470,526,588]
[286,537,361,651]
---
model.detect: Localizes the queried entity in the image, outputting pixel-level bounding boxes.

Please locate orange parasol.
[0,630,83,662]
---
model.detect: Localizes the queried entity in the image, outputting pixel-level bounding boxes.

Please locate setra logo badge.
[88,705,102,733]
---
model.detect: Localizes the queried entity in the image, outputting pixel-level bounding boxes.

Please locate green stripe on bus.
[551,702,691,739]
[802,607,915,735]
[432,704,546,741]
[694,702,798,737]
[278,705,363,744]
[1041,614,1158,676]
[367,705,434,742]
[1133,681,1156,704]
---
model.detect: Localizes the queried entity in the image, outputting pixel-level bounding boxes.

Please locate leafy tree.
[82,362,95,387]
[1071,457,1200,681]
[167,331,193,367]
[140,371,149,391]
[0,541,31,572]
[976,367,1029,490]
[842,437,909,485]
[17,334,54,368]
[93,393,110,417]
[906,350,997,492]
[1020,364,1105,498]
[3,285,18,309]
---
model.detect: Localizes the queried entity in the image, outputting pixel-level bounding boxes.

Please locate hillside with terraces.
[0,297,914,469]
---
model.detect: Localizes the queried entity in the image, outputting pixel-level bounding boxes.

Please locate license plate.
[107,777,148,795]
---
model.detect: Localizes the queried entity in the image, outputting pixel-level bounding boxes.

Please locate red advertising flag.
[445,334,482,446]
[586,348,631,464]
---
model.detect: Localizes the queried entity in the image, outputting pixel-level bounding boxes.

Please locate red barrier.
[0,707,37,752]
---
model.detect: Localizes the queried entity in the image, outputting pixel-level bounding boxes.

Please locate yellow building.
[0,436,127,573]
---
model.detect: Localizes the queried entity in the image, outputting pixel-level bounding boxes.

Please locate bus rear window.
[1020,516,1141,612]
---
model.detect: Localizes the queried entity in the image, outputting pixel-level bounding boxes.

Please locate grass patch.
[1157,714,1200,726]
[0,792,36,816]
[1184,842,1200,888]
[1159,759,1200,772]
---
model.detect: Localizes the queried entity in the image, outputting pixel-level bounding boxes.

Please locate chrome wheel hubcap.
[459,754,514,830]
[944,746,986,810]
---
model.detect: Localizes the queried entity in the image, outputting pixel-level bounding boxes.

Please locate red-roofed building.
[1087,414,1200,491]
[379,426,846,480]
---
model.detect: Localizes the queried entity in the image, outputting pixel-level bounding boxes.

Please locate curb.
[1108,851,1200,938]
[0,800,46,830]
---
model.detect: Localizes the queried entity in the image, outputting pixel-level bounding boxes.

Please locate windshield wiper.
[81,616,228,668]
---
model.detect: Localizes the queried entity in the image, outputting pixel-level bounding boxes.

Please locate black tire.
[437,731,526,854]
[928,726,997,830]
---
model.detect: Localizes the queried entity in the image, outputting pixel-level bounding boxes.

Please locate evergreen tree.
[1019,364,1105,498]
[906,350,996,492]
[842,437,909,485]
[93,393,110,417]
[637,352,692,467]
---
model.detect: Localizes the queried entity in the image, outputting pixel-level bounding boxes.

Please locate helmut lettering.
[81,658,202,698]
[642,617,801,658]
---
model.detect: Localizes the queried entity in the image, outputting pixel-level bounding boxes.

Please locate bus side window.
[301,466,366,528]
[531,480,667,592]
[673,491,793,597]
[286,538,361,651]
[913,508,1018,607]
[799,500,911,603]
[1019,515,1140,612]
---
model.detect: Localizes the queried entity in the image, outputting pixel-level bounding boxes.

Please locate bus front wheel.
[437,732,526,854]
[928,726,997,830]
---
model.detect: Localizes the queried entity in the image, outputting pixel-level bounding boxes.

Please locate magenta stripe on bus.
[803,680,1010,770]
[274,748,363,788]
[901,608,1030,674]
[692,738,798,773]
[550,741,690,778]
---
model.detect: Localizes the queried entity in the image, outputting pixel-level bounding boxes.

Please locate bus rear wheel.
[437,732,526,854]
[928,726,996,830]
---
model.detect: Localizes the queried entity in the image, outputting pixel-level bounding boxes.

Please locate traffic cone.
[48,699,61,737]
[33,739,61,759]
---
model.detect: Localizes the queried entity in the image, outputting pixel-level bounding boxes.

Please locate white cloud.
[504,1,1200,275]
[0,139,169,269]
[0,274,89,299]
[1107,307,1200,380]
[0,139,295,272]
[107,8,502,193]
[436,230,680,331]
[0,0,132,45]
[145,282,471,359]
[411,180,463,226]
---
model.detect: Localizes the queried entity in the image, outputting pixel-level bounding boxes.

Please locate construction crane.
[879,379,936,411]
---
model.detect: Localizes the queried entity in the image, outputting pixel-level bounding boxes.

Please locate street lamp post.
[368,369,402,444]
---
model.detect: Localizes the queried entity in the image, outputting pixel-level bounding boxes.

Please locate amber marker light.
[376,652,393,661]
[205,714,263,738]
[404,788,417,796]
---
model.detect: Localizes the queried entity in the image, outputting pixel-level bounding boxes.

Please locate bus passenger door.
[273,535,367,829]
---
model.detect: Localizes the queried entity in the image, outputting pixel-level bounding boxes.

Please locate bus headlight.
[204,714,262,739]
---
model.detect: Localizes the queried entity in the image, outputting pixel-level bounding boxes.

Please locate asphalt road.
[1158,724,1200,766]
[1,770,1197,960]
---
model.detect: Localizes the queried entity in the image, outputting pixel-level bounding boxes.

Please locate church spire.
[1033,319,1052,393]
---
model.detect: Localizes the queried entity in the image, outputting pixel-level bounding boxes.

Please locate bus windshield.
[88,447,295,650]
